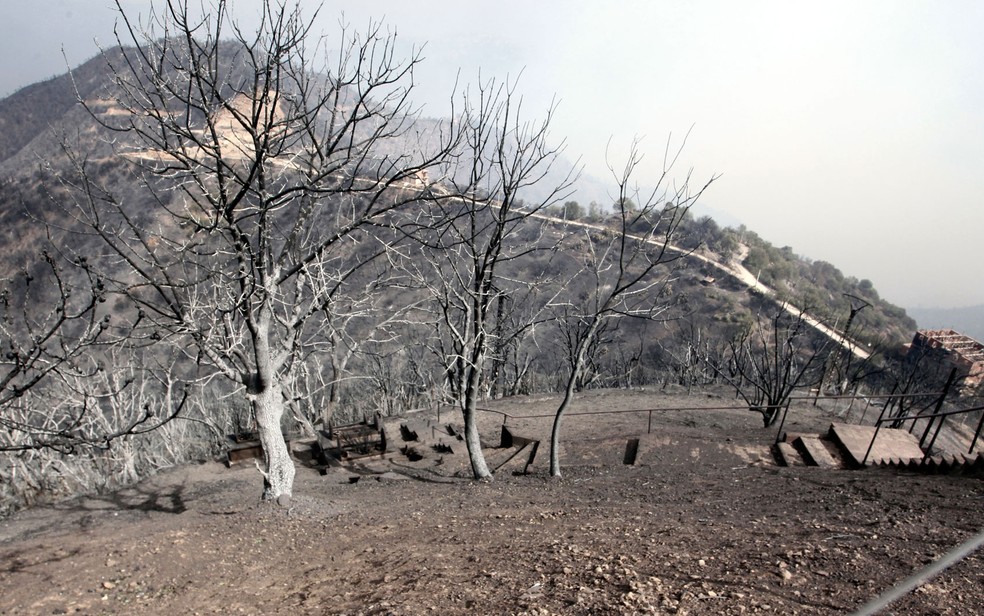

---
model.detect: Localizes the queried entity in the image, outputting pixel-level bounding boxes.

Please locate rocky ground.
[1,388,982,615]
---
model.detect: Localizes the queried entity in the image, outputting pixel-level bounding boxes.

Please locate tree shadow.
[54,480,189,518]
[109,481,188,514]
[382,459,473,484]
[0,546,83,575]
[2,475,204,546]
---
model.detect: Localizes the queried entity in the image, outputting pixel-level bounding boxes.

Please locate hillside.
[0,56,917,351]
[0,45,929,514]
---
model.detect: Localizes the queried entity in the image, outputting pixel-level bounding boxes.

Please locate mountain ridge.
[0,46,918,354]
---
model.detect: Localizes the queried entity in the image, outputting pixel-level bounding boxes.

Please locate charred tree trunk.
[550,321,598,478]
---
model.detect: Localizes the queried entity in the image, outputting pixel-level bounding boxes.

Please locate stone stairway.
[774,423,984,475]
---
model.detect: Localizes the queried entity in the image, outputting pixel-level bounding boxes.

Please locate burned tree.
[548,138,715,477]
[0,252,167,453]
[53,0,454,501]
[708,305,833,427]
[397,77,573,480]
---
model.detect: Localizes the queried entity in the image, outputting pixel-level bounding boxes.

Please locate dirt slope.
[1,389,982,615]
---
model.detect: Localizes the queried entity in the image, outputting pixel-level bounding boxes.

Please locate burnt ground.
[1,388,982,615]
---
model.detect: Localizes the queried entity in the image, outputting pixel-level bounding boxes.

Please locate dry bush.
[0,373,239,517]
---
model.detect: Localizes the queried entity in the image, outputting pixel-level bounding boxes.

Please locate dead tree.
[707,306,833,427]
[396,76,573,480]
[278,256,426,432]
[659,322,719,392]
[487,284,556,399]
[548,137,715,477]
[0,253,123,452]
[53,0,454,501]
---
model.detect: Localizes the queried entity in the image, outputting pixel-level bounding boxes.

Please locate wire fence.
[477,404,762,434]
[849,528,984,616]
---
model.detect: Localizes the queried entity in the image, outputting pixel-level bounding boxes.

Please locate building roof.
[916,329,984,364]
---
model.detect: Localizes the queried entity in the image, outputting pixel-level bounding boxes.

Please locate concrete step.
[973,452,984,472]
[794,435,841,468]
[773,441,806,467]
[828,423,924,468]
[917,453,984,474]
[774,424,983,474]
[867,449,983,475]
[776,421,984,475]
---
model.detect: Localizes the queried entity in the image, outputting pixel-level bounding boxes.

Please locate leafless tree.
[815,294,880,396]
[0,255,99,451]
[396,77,574,479]
[547,138,715,477]
[52,0,454,501]
[877,339,969,428]
[0,252,187,453]
[555,311,614,392]
[279,257,425,432]
[1,344,223,514]
[659,322,720,392]
[705,305,833,427]
[487,292,550,399]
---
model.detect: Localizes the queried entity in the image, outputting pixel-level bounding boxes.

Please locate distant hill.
[0,49,117,168]
[0,45,918,358]
[907,305,984,343]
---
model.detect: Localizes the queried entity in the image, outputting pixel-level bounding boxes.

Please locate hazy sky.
[2,1,983,310]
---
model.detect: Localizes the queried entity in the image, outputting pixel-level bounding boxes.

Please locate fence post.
[920,368,957,449]
[774,400,793,445]
[859,391,880,425]
[925,414,948,461]
[861,401,894,466]
[875,386,895,427]
[970,409,984,455]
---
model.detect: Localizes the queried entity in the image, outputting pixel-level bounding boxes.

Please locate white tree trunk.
[461,357,493,480]
[254,382,295,503]
[549,385,575,477]
[550,324,598,477]
[462,406,492,480]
